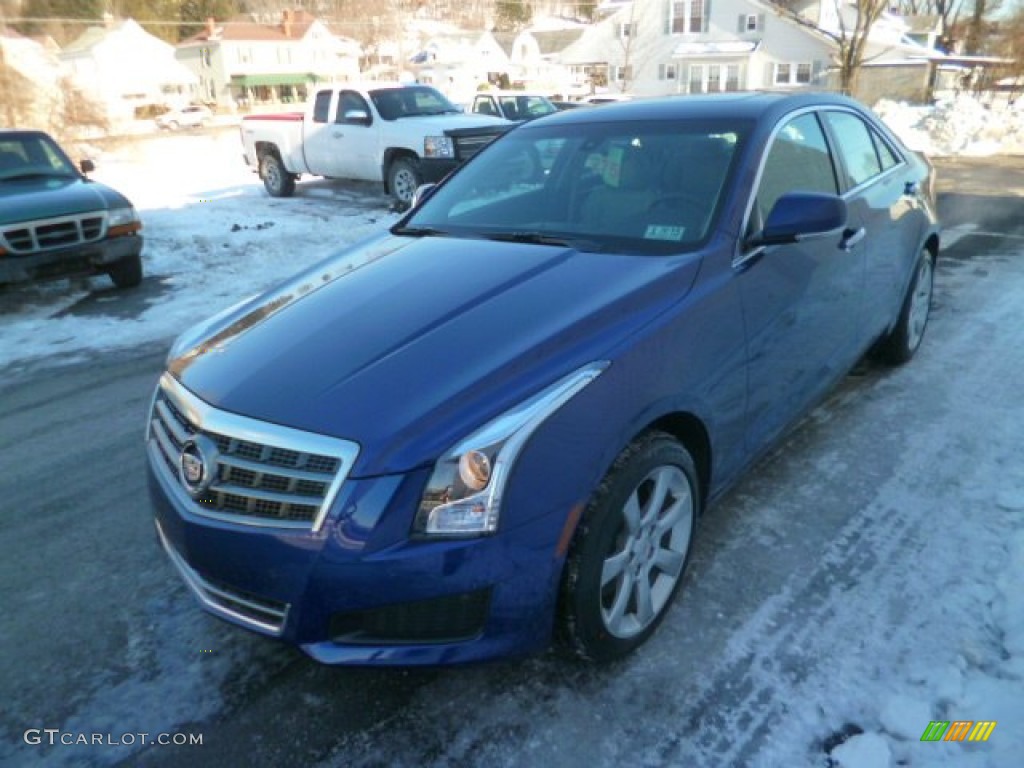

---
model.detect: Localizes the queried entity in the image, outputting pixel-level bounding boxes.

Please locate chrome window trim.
[732,104,908,270]
[152,372,360,532]
[155,519,289,636]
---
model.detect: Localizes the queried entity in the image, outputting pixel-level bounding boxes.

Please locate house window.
[658,63,678,80]
[619,22,634,39]
[237,47,252,65]
[689,63,742,93]
[200,48,211,68]
[774,62,813,86]
[744,14,759,32]
[612,65,633,82]
[671,0,708,35]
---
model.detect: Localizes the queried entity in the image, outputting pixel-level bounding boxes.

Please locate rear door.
[736,110,866,453]
[820,109,924,341]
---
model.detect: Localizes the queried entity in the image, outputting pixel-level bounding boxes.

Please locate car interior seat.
[580,144,660,236]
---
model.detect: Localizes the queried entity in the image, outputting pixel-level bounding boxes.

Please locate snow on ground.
[874,93,1024,157]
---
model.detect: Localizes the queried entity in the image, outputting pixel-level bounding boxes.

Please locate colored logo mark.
[920,720,997,742]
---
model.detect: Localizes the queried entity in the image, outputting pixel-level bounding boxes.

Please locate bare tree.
[0,58,36,127]
[777,0,891,95]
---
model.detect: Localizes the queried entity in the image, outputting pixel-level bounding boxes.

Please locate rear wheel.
[387,157,421,207]
[108,254,143,289]
[558,431,698,662]
[876,247,934,365]
[260,152,295,197]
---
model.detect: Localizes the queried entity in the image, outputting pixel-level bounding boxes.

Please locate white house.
[59,18,198,123]
[407,30,512,103]
[176,10,362,109]
[556,0,939,101]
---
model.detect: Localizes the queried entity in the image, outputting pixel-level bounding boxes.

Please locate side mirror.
[342,109,371,125]
[410,183,437,209]
[80,158,95,174]
[749,192,847,248]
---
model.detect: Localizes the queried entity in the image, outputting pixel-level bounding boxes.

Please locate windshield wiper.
[483,231,602,251]
[391,225,449,237]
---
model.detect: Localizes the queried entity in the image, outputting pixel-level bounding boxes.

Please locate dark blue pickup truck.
[0,129,143,288]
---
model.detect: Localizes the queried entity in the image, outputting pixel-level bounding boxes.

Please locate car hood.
[168,233,700,475]
[398,113,506,132]
[0,176,129,226]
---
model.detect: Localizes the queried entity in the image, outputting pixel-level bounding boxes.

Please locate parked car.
[582,93,633,105]
[156,104,213,130]
[471,91,559,122]
[146,92,939,666]
[0,129,143,288]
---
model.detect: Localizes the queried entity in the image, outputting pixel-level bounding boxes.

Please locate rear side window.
[755,113,838,220]
[823,111,886,188]
[312,90,332,123]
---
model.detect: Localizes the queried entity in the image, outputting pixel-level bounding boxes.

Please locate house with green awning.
[176,10,361,110]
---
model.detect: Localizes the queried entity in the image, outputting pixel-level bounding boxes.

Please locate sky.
[0,95,1022,768]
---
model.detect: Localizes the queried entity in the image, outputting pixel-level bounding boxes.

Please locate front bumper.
[0,234,141,284]
[147,439,569,666]
[419,158,461,185]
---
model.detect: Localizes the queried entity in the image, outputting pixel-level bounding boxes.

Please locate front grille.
[451,128,506,162]
[1,212,106,254]
[155,519,289,635]
[148,373,359,531]
[329,589,492,645]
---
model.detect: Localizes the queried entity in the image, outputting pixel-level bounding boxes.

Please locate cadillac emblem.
[179,435,217,497]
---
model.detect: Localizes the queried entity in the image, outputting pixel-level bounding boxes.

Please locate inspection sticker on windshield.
[644,224,686,241]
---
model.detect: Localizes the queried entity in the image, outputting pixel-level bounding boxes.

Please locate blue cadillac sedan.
[147,92,939,665]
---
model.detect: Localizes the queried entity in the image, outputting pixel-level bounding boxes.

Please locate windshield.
[0,134,78,181]
[396,117,750,255]
[369,86,461,120]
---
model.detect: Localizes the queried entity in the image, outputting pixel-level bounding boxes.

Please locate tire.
[387,156,422,207]
[558,431,699,663]
[108,254,143,289]
[260,152,296,198]
[875,247,934,365]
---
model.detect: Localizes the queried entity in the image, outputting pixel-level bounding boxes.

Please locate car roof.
[540,91,866,126]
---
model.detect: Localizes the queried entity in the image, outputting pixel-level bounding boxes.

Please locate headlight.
[423,135,454,159]
[107,206,141,236]
[108,206,138,227]
[414,361,608,537]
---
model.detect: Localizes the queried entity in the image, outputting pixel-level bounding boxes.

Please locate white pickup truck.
[240,83,508,206]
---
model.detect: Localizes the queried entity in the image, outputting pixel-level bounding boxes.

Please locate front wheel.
[875,248,934,365]
[387,157,421,207]
[558,431,699,663]
[260,152,296,198]
[107,254,143,289]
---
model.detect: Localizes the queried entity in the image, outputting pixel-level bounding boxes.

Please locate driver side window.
[336,91,370,123]
[754,113,838,229]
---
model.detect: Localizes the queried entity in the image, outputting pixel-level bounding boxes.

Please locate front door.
[736,111,866,452]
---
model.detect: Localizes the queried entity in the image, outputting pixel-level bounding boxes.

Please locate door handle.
[840,227,866,252]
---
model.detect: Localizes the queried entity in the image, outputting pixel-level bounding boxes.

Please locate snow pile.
[876,95,1024,156]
